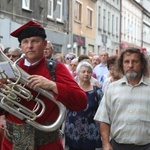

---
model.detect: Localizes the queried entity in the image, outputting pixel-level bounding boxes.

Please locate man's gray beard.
[125,72,138,79]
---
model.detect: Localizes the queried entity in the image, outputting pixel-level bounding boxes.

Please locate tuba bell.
[0,51,66,132]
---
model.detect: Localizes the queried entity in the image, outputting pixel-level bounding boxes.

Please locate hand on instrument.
[27,75,58,94]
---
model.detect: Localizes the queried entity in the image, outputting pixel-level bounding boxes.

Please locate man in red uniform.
[0,19,87,150]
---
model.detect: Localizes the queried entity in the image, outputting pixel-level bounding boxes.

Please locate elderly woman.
[44,41,54,59]
[65,61,103,150]
[74,59,101,88]
[7,47,22,62]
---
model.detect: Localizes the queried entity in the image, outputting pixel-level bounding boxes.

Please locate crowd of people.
[0,19,150,150]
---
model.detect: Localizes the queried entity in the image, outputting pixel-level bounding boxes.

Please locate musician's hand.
[0,115,6,133]
[27,75,58,94]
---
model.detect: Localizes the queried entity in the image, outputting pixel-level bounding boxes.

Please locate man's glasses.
[66,57,74,60]
[7,55,19,58]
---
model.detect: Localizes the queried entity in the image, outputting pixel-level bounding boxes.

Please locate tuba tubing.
[0,51,66,132]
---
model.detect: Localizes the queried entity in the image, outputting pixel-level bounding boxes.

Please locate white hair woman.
[7,47,22,62]
[65,61,103,150]
[75,60,101,88]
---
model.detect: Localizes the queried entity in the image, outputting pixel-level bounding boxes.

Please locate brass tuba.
[0,51,66,132]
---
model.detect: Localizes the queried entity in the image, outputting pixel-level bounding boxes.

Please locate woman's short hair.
[76,61,93,74]
[8,47,22,56]
[47,41,54,51]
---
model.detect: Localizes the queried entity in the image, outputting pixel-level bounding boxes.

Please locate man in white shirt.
[94,48,150,150]
[93,51,109,85]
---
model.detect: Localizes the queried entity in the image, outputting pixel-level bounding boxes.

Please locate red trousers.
[1,137,64,150]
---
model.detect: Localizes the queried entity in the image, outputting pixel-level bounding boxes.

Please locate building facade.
[95,0,121,55]
[137,0,150,53]
[0,0,69,55]
[67,0,97,56]
[142,10,150,54]
[0,0,150,56]
[121,0,143,51]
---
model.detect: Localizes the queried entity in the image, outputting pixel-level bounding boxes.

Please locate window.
[122,14,125,34]
[116,16,118,35]
[103,9,106,31]
[98,6,101,29]
[74,1,82,22]
[53,44,62,54]
[87,7,93,27]
[117,0,119,5]
[22,0,30,10]
[56,0,63,22]
[47,0,53,19]
[108,12,110,33]
[88,44,94,52]
[112,14,114,34]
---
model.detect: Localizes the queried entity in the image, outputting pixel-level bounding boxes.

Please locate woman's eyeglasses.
[66,57,74,60]
[7,55,19,58]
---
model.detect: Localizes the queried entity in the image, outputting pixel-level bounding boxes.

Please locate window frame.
[56,0,63,22]
[86,6,93,28]
[98,6,101,30]
[47,0,54,19]
[103,9,106,31]
[22,0,30,10]
[74,0,82,23]
[108,11,110,33]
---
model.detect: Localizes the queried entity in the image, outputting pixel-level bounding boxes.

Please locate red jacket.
[6,57,87,124]
[1,57,87,150]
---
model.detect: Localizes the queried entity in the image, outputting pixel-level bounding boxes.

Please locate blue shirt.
[93,63,109,84]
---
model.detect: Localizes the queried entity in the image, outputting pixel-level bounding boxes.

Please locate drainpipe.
[119,0,122,52]
[68,0,74,47]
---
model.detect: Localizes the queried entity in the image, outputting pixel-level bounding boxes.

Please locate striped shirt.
[94,76,150,145]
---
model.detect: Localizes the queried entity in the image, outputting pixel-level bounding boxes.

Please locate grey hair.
[76,61,93,74]
[47,41,54,50]
[8,47,22,56]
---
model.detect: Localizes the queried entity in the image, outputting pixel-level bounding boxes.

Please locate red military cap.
[10,19,47,42]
